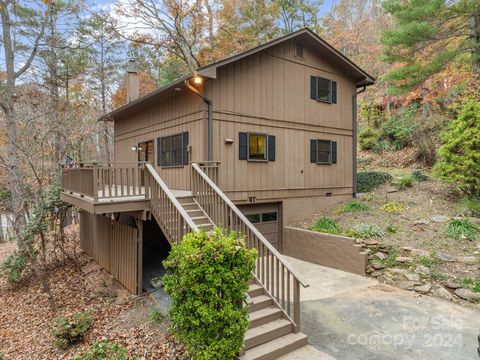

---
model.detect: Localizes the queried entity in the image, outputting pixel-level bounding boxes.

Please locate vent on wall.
[294,42,304,59]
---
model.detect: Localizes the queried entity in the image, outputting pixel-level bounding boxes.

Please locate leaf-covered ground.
[0,226,185,360]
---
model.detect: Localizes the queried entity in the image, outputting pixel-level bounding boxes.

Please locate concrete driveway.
[283,256,480,360]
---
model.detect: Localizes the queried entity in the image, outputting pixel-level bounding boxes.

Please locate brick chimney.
[126,58,139,102]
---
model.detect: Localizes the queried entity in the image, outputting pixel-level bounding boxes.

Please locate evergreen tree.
[382,0,480,94]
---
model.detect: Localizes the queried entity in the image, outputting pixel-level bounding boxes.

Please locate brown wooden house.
[61,28,374,359]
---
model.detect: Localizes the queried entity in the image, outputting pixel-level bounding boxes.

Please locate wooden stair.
[176,195,214,232]
[240,282,308,360]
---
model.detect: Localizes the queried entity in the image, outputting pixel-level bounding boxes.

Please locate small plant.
[357,171,392,193]
[380,250,399,267]
[444,219,480,241]
[349,223,383,239]
[359,127,380,150]
[460,197,480,217]
[381,202,405,213]
[163,229,257,360]
[51,312,93,350]
[392,173,415,190]
[335,200,370,214]
[1,251,28,285]
[386,224,398,234]
[73,340,130,360]
[380,104,418,149]
[360,193,375,202]
[310,217,341,235]
[460,277,480,293]
[149,306,163,322]
[411,170,429,182]
[418,255,441,269]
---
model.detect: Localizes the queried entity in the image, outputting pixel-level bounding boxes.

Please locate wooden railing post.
[92,164,98,202]
[293,279,300,333]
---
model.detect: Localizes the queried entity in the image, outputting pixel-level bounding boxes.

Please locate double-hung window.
[310,76,337,104]
[157,132,189,167]
[310,139,337,164]
[239,132,276,162]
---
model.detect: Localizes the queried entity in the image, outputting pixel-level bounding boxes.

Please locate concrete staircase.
[241,282,308,360]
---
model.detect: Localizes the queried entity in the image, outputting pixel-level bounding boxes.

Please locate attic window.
[294,42,304,59]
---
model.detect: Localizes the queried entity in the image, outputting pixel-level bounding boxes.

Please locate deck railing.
[191,162,309,332]
[144,164,198,243]
[61,162,146,202]
[196,161,220,185]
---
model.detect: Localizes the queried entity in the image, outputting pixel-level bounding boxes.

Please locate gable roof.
[108,27,375,120]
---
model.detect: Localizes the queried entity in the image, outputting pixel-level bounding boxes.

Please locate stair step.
[182,203,199,211]
[198,223,214,231]
[244,319,292,350]
[177,196,195,204]
[186,209,203,217]
[249,295,273,313]
[248,306,283,329]
[240,332,308,360]
[191,216,208,224]
[248,284,264,298]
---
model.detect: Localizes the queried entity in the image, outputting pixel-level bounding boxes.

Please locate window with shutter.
[239,132,276,162]
[310,76,337,104]
[311,139,337,165]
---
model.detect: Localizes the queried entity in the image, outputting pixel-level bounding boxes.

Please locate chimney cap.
[127,58,137,74]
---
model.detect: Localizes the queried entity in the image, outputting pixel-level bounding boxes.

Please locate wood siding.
[79,211,142,294]
[113,37,357,221]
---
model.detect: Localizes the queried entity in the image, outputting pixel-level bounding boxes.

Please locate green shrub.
[381,202,405,213]
[433,100,480,197]
[73,341,130,360]
[460,197,480,217]
[372,140,393,154]
[163,229,257,360]
[359,128,380,150]
[380,105,418,149]
[411,170,429,182]
[335,200,370,214]
[51,312,93,350]
[310,217,341,235]
[1,251,28,285]
[349,223,383,239]
[357,171,392,192]
[444,219,479,241]
[386,224,398,234]
[392,173,415,190]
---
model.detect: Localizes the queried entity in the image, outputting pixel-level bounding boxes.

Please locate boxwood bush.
[163,229,257,360]
[357,171,392,193]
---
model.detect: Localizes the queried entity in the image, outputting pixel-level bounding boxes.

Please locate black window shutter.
[310,139,317,163]
[268,135,276,161]
[332,81,337,104]
[332,141,337,164]
[310,76,318,100]
[182,132,189,165]
[239,132,248,160]
[157,138,162,166]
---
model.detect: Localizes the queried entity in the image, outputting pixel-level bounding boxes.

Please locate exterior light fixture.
[193,75,203,85]
[174,87,181,91]
[131,145,137,151]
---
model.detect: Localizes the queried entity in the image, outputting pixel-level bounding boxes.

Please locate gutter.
[353,86,367,197]
[185,78,213,161]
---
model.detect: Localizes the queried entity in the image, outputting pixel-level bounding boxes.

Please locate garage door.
[239,203,281,250]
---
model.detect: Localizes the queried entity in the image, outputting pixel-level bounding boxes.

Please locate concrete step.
[249,295,273,313]
[248,283,264,298]
[244,318,292,350]
[248,306,283,329]
[240,333,308,360]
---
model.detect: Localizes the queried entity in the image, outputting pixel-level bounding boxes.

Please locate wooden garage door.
[239,203,281,250]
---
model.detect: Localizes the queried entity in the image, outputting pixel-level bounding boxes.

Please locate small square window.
[248,133,267,161]
[246,214,261,223]
[261,212,277,222]
[317,140,332,164]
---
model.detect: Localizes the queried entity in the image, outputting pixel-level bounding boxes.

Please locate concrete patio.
[281,256,480,360]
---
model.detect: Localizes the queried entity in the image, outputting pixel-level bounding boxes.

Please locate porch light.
[193,75,203,85]
[131,145,137,151]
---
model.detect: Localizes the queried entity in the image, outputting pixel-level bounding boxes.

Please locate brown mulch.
[0,225,185,360]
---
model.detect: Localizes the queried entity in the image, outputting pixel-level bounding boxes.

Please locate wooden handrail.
[192,163,308,287]
[191,162,308,332]
[145,164,198,243]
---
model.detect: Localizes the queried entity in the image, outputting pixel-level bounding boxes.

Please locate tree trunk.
[471,11,480,73]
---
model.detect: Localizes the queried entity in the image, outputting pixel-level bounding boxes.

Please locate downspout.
[185,78,213,161]
[353,86,366,198]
